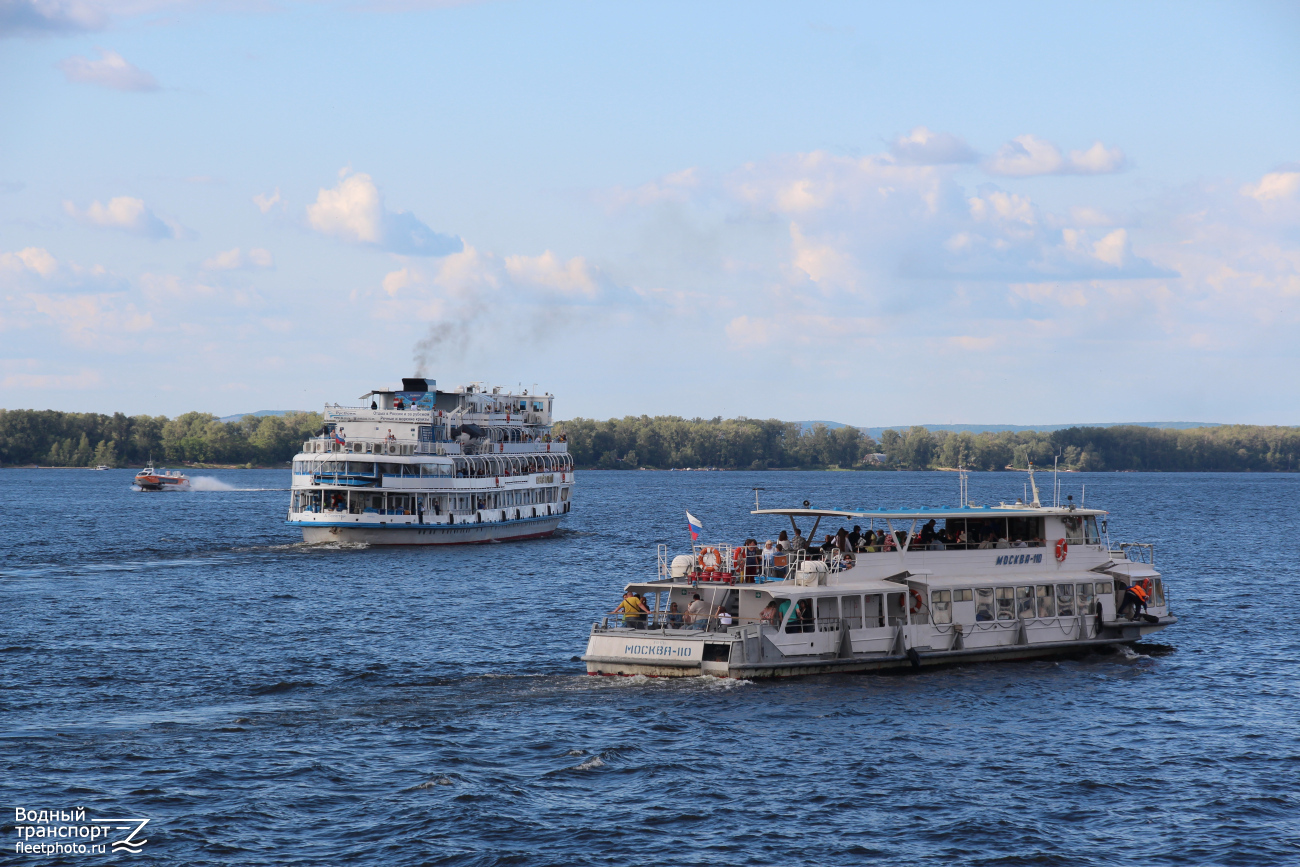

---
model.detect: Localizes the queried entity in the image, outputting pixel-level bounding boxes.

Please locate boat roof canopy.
[751,506,1108,520]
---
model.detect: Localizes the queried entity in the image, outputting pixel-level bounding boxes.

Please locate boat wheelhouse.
[583,472,1172,677]
[288,378,574,545]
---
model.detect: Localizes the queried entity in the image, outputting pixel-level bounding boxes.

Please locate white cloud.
[503,250,598,298]
[889,127,976,165]
[0,0,105,37]
[1241,171,1300,203]
[0,360,103,390]
[306,169,461,256]
[1,247,59,278]
[201,246,274,271]
[64,195,180,238]
[58,48,158,91]
[0,246,116,292]
[253,187,282,213]
[985,134,1126,177]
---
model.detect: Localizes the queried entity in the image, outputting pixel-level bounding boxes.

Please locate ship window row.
[936,581,1115,623]
[292,486,568,515]
[900,516,1101,549]
[292,454,573,478]
[778,581,1123,633]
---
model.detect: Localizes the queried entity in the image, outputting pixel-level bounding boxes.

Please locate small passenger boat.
[134,464,190,491]
[583,469,1173,678]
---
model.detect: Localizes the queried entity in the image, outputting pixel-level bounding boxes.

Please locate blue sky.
[2,0,1298,424]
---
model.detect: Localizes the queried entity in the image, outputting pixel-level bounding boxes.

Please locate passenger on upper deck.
[819,535,836,559]
[848,525,862,550]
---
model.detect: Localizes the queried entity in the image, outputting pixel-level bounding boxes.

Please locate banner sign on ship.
[396,392,436,410]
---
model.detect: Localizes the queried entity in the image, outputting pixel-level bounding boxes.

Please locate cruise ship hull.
[297,514,563,545]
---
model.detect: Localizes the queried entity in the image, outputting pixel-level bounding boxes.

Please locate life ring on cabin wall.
[494,477,499,486]
[908,588,925,615]
[1055,539,1069,562]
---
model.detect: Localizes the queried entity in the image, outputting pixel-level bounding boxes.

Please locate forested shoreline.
[0,409,324,468]
[554,417,1300,473]
[1,408,1296,472]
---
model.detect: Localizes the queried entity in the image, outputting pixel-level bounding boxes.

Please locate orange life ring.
[699,547,721,572]
[909,587,924,614]
[1055,539,1068,562]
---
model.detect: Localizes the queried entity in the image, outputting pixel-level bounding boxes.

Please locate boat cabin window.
[1095,580,1113,597]
[864,594,885,628]
[995,587,1015,620]
[921,516,1046,548]
[1035,585,1056,618]
[1152,579,1165,606]
[886,592,906,626]
[976,588,995,621]
[841,595,862,628]
[931,590,952,624]
[1056,584,1075,616]
[1076,582,1095,614]
[952,589,972,602]
[1016,586,1034,618]
[784,600,813,633]
[1061,516,1085,544]
[1084,516,1100,544]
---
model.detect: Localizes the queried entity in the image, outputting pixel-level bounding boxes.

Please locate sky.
[1,0,1298,425]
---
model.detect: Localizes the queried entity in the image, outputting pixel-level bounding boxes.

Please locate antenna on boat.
[958,464,968,508]
[1027,461,1042,508]
[752,487,765,510]
[1052,452,1061,507]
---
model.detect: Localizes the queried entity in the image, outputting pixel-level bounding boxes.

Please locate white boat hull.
[583,616,1175,678]
[297,514,563,545]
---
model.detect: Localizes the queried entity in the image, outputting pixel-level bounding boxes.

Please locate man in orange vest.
[1120,581,1149,620]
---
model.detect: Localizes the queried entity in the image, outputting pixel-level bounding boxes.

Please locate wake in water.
[189,476,286,492]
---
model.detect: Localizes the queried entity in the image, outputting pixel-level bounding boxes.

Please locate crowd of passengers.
[688,519,1046,583]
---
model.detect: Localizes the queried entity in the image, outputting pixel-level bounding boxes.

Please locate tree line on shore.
[1,408,1296,472]
[0,409,324,467]
[553,416,1300,472]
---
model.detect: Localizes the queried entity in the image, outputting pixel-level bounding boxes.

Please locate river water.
[2,468,1297,865]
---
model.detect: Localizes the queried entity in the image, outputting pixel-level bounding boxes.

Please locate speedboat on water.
[134,464,190,491]
[287,377,574,545]
[583,467,1173,678]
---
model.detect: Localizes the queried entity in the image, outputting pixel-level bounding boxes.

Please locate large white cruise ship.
[288,378,574,544]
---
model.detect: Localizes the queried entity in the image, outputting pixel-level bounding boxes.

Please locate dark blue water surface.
[3,469,1299,865]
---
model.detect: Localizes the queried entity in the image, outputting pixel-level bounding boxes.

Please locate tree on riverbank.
[0,409,323,467]
[554,417,1300,472]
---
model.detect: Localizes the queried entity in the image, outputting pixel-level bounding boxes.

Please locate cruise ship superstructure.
[288,378,573,544]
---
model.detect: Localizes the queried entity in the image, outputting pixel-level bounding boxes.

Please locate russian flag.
[332,430,346,446]
[686,511,702,541]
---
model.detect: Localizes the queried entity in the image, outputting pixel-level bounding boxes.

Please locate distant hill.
[219,409,307,424]
[795,421,1223,438]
